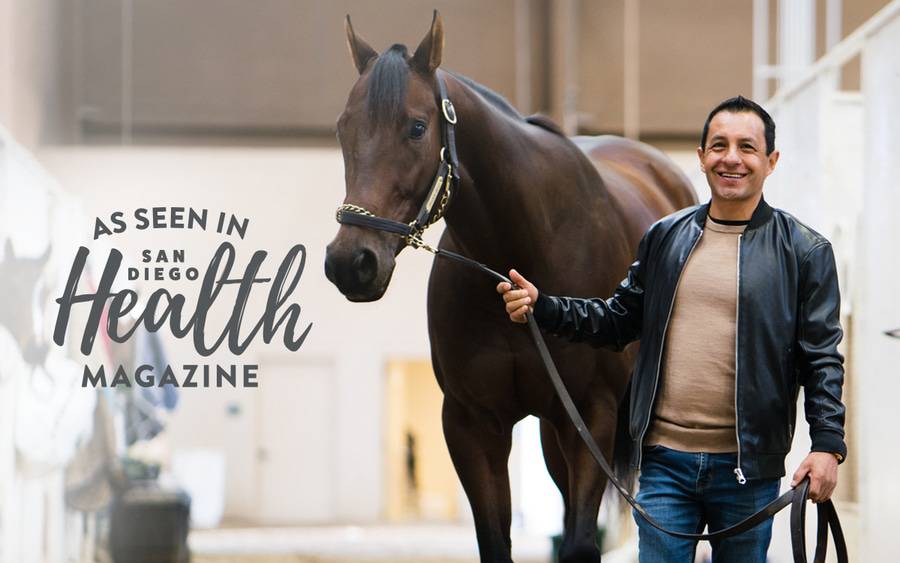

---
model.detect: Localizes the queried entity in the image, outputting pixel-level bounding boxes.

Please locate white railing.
[768,0,900,106]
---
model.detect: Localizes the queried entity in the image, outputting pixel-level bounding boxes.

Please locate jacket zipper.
[636,228,703,470]
[734,234,746,485]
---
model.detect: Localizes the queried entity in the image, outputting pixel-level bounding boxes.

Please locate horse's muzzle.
[324,245,388,301]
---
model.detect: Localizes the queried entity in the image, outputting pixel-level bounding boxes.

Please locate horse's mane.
[366,47,564,136]
[449,72,565,137]
[367,44,411,125]
[445,71,522,120]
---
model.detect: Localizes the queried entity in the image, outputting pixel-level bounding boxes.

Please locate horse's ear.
[345,15,378,74]
[411,10,443,74]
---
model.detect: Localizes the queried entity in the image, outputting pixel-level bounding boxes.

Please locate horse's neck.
[441,76,607,267]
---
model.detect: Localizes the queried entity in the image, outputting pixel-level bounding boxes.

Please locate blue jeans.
[633,445,780,563]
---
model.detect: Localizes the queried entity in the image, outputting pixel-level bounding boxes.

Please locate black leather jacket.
[533,198,846,481]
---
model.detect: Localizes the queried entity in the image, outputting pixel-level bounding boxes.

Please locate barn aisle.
[190,523,551,563]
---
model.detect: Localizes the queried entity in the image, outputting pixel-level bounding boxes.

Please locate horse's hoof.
[558,543,601,563]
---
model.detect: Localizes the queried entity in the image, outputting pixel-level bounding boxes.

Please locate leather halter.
[331,74,847,563]
[335,73,460,251]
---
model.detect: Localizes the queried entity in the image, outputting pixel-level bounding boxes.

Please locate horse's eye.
[409,120,427,139]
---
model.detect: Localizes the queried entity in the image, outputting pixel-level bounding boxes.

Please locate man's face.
[697,110,779,206]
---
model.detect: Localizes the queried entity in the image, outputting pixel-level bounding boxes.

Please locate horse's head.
[325,11,449,302]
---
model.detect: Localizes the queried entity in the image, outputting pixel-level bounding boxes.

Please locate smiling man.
[497,96,846,562]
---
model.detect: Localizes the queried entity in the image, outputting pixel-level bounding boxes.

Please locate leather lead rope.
[342,230,849,563]
[451,256,847,563]
[349,235,847,561]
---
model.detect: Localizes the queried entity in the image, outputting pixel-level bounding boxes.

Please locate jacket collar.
[693,196,773,231]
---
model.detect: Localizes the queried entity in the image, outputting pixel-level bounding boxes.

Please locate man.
[497,96,846,562]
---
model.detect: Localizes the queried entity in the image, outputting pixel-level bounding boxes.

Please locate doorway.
[384,359,459,522]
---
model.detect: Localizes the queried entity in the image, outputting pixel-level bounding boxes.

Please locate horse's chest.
[430,309,567,415]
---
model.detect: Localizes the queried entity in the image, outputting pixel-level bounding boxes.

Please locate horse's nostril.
[353,248,377,286]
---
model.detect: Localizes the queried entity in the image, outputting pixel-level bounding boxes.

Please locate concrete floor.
[189,524,552,563]
[194,558,486,563]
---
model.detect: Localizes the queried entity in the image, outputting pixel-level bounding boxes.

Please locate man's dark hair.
[700,95,776,155]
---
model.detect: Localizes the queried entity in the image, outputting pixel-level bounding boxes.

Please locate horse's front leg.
[553,398,619,563]
[442,395,515,563]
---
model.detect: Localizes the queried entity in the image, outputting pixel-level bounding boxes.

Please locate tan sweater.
[645,217,746,453]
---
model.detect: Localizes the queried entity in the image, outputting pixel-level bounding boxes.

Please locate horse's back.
[573,135,698,243]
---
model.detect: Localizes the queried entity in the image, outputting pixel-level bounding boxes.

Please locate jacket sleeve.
[797,241,847,461]
[531,230,648,351]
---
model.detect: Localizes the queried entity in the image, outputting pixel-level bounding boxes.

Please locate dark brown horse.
[325,12,696,562]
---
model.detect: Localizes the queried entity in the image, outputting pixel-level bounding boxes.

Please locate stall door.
[256,360,336,524]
